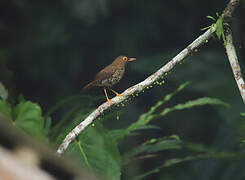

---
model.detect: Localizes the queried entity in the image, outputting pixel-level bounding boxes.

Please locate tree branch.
[225,29,245,103]
[57,0,240,154]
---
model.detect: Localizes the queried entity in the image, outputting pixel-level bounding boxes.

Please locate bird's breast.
[101,68,125,87]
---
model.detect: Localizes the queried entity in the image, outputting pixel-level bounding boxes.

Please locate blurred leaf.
[132,124,160,130]
[127,82,191,132]
[0,82,8,100]
[109,82,190,142]
[134,151,237,180]
[163,152,237,167]
[125,135,217,163]
[18,95,26,103]
[67,122,121,180]
[0,100,12,120]
[184,142,215,153]
[14,101,45,139]
[155,97,229,118]
[109,129,129,143]
[110,83,228,145]
[124,135,182,159]
[240,112,245,116]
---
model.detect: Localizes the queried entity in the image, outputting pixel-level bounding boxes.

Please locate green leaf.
[127,81,191,132]
[134,151,237,180]
[240,112,245,116]
[110,83,228,145]
[124,136,182,159]
[132,124,160,130]
[206,15,216,21]
[184,142,215,153]
[109,129,129,143]
[0,100,12,120]
[53,99,121,179]
[216,16,225,41]
[155,97,229,118]
[14,101,45,139]
[200,26,212,31]
[67,122,121,180]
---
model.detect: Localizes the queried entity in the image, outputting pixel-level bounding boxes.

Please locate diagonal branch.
[225,29,245,103]
[57,0,240,154]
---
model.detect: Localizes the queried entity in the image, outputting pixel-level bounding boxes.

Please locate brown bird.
[82,55,136,103]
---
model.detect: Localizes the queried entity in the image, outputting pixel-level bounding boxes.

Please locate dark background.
[1,0,245,179]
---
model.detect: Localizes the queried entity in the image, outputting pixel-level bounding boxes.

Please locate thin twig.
[225,29,245,103]
[57,0,239,154]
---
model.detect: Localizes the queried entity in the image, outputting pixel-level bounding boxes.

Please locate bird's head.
[121,56,136,62]
[112,55,136,66]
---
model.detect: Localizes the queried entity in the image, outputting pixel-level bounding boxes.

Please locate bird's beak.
[128,57,136,62]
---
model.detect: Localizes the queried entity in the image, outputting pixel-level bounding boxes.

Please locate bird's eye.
[123,56,128,61]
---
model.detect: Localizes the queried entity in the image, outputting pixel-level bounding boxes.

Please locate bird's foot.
[106,98,112,104]
[109,88,121,97]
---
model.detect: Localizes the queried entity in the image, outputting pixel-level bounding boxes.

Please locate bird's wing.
[94,65,117,81]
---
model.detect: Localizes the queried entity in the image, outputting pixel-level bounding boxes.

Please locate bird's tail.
[81,81,96,92]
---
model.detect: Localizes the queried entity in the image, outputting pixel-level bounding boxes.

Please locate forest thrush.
[82,55,136,103]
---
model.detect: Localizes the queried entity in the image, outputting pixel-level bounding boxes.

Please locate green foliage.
[127,82,191,132]
[49,95,100,143]
[134,150,237,180]
[108,82,232,179]
[110,82,229,143]
[124,135,182,159]
[128,96,228,133]
[0,99,46,139]
[48,95,121,179]
[14,101,46,139]
[125,134,238,179]
[240,112,245,116]
[201,13,226,42]
[216,16,225,42]
[67,123,121,180]
[0,82,238,180]
[0,100,11,119]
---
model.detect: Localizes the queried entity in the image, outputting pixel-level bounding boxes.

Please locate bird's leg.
[103,88,111,103]
[109,88,121,96]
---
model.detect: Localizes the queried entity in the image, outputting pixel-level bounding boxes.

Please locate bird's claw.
[107,99,112,104]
